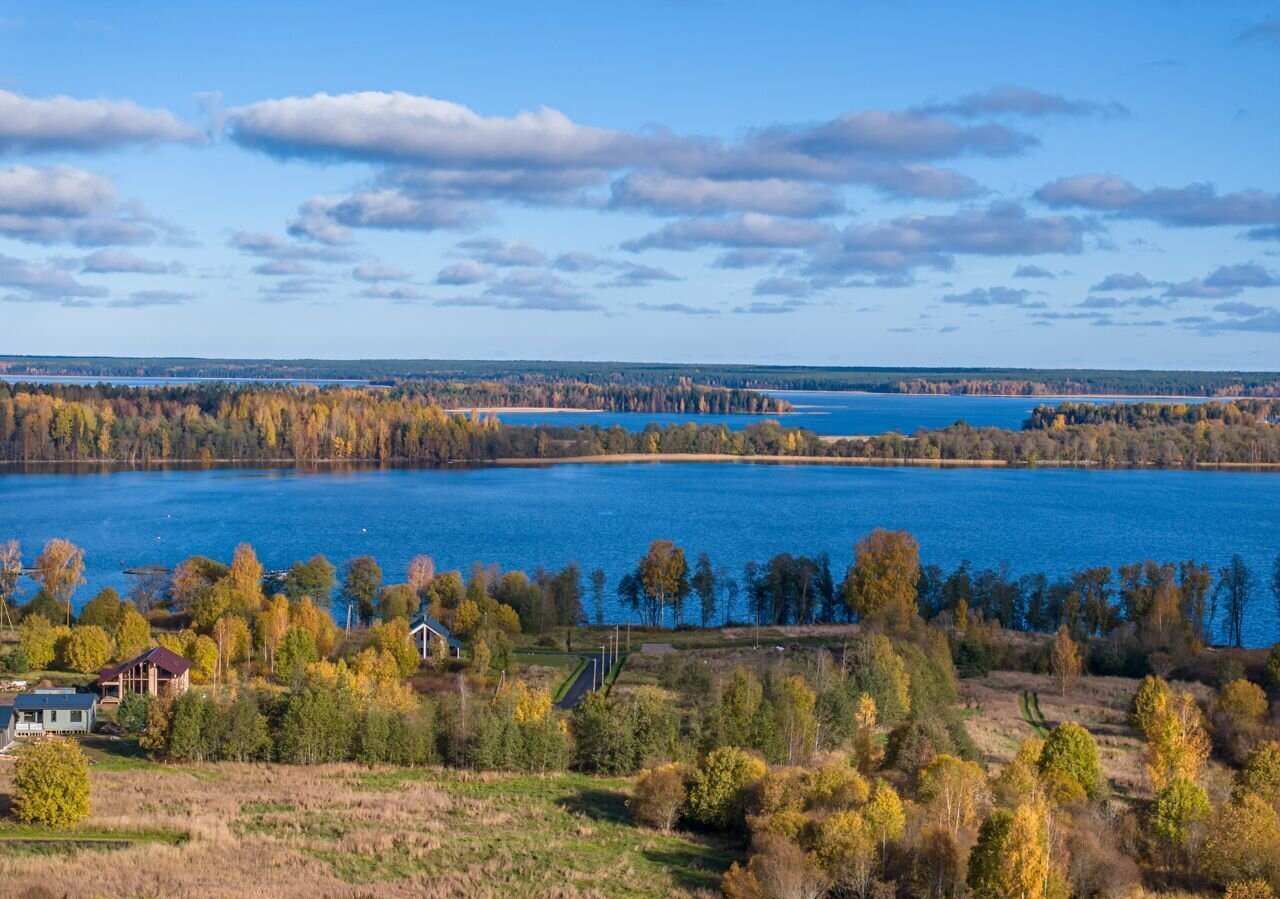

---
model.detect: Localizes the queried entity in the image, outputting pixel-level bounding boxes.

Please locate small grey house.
[408,614,462,660]
[0,707,16,750]
[14,688,97,735]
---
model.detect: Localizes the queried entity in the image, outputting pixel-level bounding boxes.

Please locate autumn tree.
[18,614,57,670]
[630,763,687,833]
[1216,679,1270,729]
[113,608,151,660]
[967,803,1051,899]
[637,539,688,628]
[226,543,265,612]
[1200,794,1280,889]
[1050,625,1082,695]
[918,754,990,837]
[429,633,449,672]
[813,809,876,897]
[842,529,920,631]
[64,625,113,673]
[1146,691,1211,790]
[14,737,91,828]
[772,675,817,765]
[1129,675,1172,735]
[32,538,85,624]
[407,554,436,598]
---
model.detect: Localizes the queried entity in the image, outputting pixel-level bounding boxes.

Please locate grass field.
[0,747,734,899]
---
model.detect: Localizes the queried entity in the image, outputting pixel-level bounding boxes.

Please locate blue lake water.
[478,391,1213,436]
[0,462,1275,646]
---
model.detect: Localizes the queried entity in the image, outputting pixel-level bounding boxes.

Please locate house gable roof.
[97,645,192,683]
[409,614,462,649]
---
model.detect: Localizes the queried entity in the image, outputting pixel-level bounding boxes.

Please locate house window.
[48,710,57,724]
[70,710,83,723]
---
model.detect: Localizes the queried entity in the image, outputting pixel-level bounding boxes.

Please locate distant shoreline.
[445,406,604,415]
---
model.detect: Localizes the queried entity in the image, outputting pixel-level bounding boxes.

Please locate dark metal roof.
[98,645,192,683]
[14,692,97,711]
[0,707,13,728]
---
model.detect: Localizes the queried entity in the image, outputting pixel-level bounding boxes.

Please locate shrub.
[686,747,767,831]
[1217,679,1270,727]
[1150,777,1211,847]
[630,763,687,832]
[1236,741,1280,807]
[14,738,91,828]
[1039,721,1105,800]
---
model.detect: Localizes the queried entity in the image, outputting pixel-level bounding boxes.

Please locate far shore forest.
[3,381,1280,467]
[5,355,1280,397]
[2,529,1280,898]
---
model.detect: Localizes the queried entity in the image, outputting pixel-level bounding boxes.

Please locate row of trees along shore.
[2,382,1279,465]
[4,532,1278,679]
[6,530,1280,897]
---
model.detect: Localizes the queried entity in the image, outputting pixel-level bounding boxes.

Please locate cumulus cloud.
[436,260,491,285]
[598,262,681,288]
[1012,264,1056,279]
[228,231,353,263]
[457,237,548,267]
[288,190,485,242]
[1036,174,1280,227]
[253,259,313,276]
[1090,272,1154,291]
[227,91,646,169]
[712,248,783,269]
[940,286,1036,307]
[0,90,203,153]
[1164,263,1278,299]
[609,172,842,217]
[352,263,410,282]
[479,270,601,311]
[552,251,605,272]
[222,89,1071,243]
[807,202,1089,275]
[0,252,108,303]
[915,86,1128,119]
[80,248,181,275]
[0,165,167,247]
[623,213,835,252]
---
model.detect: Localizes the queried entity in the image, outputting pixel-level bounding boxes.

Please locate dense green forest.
[2,382,1279,466]
[4,355,1279,396]
[391,379,791,414]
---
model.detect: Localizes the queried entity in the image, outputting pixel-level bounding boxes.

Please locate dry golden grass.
[0,759,730,899]
[962,671,1226,801]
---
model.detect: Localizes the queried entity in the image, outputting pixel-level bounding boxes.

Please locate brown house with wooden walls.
[97,646,192,704]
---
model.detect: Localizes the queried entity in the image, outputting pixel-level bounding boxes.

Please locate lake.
[469,390,1212,436]
[1,462,1276,646]
[2,376,1212,436]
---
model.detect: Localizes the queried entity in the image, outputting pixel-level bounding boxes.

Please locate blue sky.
[1,1,1278,367]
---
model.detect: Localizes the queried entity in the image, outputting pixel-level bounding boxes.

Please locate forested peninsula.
[2,382,1278,467]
